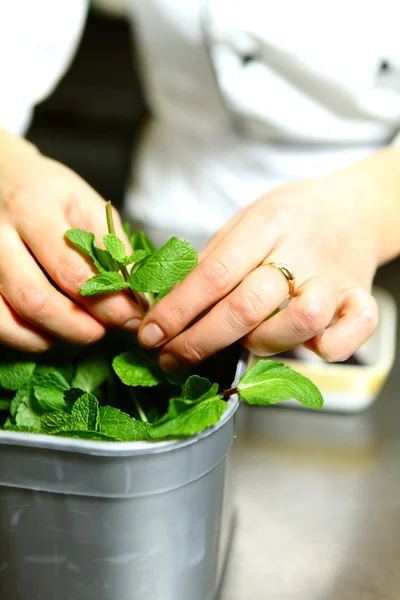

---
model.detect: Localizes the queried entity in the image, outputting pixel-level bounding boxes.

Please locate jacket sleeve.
[0,0,88,135]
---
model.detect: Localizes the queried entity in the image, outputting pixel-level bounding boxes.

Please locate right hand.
[0,129,142,352]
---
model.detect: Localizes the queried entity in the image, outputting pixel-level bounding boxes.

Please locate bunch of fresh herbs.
[0,203,323,442]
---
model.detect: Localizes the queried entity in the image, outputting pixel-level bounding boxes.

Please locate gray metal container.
[0,360,246,600]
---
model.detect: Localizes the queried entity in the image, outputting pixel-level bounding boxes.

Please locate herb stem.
[105,201,117,235]
[220,386,238,400]
[105,201,146,315]
[199,387,239,404]
[144,292,156,310]
[129,390,148,422]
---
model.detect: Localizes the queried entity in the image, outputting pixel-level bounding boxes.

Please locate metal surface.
[0,389,242,600]
[221,262,400,600]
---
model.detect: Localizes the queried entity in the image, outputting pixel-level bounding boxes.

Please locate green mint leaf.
[65,228,105,272]
[0,361,35,391]
[41,412,75,434]
[183,375,213,400]
[0,398,11,411]
[32,367,71,412]
[33,388,68,412]
[71,393,100,431]
[64,387,86,406]
[72,356,110,393]
[3,419,38,433]
[237,360,324,409]
[2,417,13,429]
[128,237,197,293]
[10,388,29,418]
[130,230,156,254]
[196,383,219,402]
[99,406,151,441]
[15,404,41,431]
[112,352,162,388]
[167,397,194,417]
[65,228,95,257]
[123,249,147,266]
[15,390,43,431]
[150,398,227,439]
[94,247,120,271]
[166,370,189,387]
[155,380,220,426]
[103,234,127,263]
[153,397,197,425]
[56,430,118,441]
[41,393,100,434]
[80,272,129,296]
[33,367,70,392]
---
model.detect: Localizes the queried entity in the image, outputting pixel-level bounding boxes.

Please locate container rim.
[0,355,247,457]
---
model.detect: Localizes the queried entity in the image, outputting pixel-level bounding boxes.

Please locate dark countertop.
[221,260,400,600]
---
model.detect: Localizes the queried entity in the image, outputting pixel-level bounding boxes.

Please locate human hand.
[137,149,400,371]
[0,130,141,352]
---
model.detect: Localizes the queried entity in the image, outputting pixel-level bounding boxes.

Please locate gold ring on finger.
[261,261,296,298]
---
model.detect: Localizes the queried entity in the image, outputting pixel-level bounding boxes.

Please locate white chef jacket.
[2,0,400,242]
[0,0,88,135]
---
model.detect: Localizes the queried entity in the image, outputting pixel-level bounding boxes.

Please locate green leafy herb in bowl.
[0,203,323,442]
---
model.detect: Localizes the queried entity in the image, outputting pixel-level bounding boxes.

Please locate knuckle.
[97,300,124,327]
[199,258,233,296]
[226,290,264,330]
[92,298,121,326]
[179,338,205,365]
[290,300,330,337]
[13,288,54,324]
[56,255,91,293]
[3,183,29,216]
[163,300,187,331]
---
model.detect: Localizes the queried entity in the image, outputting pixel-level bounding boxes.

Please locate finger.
[197,205,251,262]
[304,287,379,362]
[138,208,279,349]
[0,294,52,353]
[18,202,142,331]
[0,227,106,345]
[242,277,337,356]
[158,264,289,372]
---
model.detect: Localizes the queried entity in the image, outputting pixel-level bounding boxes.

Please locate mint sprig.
[0,204,324,442]
[235,360,323,408]
[66,202,198,314]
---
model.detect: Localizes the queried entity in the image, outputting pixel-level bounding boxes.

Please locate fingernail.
[159,353,180,373]
[123,317,142,332]
[139,323,165,347]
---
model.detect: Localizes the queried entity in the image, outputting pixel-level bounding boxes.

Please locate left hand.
[137,150,400,372]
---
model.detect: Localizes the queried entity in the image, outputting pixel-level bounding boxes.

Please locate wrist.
[327,147,400,267]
